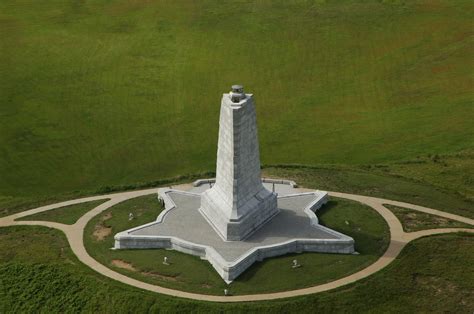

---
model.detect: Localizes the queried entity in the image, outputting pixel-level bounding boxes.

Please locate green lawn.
[385,204,471,232]
[1,0,473,207]
[16,199,107,224]
[1,226,472,312]
[83,196,389,295]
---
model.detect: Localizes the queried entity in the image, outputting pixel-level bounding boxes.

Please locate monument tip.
[230,85,245,103]
[231,85,244,93]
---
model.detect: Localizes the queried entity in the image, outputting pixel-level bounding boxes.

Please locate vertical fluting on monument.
[200,85,279,241]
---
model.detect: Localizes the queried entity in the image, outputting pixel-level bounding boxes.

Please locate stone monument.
[114,85,355,282]
[200,85,279,241]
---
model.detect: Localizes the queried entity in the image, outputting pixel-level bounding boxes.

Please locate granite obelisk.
[200,85,279,241]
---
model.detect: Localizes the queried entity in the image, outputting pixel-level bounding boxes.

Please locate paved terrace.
[130,192,338,262]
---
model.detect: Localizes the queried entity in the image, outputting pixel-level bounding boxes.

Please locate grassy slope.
[83,196,389,295]
[1,0,473,204]
[2,158,472,218]
[0,172,210,218]
[1,226,472,313]
[372,149,474,200]
[16,199,106,224]
[262,165,473,218]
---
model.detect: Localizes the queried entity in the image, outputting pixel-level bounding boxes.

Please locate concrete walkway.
[0,185,472,302]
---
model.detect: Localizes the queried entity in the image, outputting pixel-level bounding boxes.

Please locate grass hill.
[0,2,473,311]
[1,0,473,207]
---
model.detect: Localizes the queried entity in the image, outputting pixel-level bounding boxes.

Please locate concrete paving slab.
[130,192,338,262]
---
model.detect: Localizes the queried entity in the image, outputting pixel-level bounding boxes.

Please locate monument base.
[200,187,279,241]
[114,181,355,283]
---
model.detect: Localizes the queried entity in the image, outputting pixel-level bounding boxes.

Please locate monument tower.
[115,85,354,282]
[200,85,279,241]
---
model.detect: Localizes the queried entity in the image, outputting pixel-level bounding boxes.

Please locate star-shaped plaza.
[115,181,354,282]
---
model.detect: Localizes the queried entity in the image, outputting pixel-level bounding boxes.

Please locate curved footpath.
[0,185,473,302]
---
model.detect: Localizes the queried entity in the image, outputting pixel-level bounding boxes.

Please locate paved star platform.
[115,182,354,282]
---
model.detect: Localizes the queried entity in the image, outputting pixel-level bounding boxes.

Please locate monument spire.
[200,85,279,241]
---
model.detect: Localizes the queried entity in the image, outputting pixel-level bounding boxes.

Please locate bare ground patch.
[111,259,180,282]
[414,274,458,296]
[111,259,137,271]
[384,205,470,232]
[93,212,112,241]
[201,283,213,289]
[142,271,179,282]
[404,212,463,231]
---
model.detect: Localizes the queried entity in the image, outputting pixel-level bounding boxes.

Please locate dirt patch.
[93,226,111,241]
[112,259,137,271]
[406,213,418,219]
[405,212,449,227]
[93,212,112,241]
[143,271,179,282]
[403,212,461,231]
[111,259,180,282]
[415,275,458,296]
[432,216,450,225]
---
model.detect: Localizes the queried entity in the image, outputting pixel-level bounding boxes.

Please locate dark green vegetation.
[84,196,389,294]
[385,204,471,232]
[263,162,473,218]
[1,0,473,209]
[1,226,473,312]
[2,152,473,219]
[16,199,106,224]
[0,172,211,218]
[371,150,474,202]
